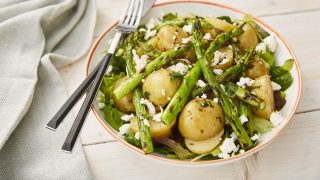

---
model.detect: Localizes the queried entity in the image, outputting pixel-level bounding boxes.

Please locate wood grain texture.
[56,0,320,179]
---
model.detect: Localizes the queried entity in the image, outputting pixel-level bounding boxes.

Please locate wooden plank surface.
[57,0,320,179]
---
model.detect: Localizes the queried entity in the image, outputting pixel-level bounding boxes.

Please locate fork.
[61,0,144,152]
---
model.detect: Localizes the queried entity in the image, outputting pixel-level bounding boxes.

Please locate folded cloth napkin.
[0,0,96,179]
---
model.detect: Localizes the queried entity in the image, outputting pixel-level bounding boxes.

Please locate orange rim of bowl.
[86,0,302,165]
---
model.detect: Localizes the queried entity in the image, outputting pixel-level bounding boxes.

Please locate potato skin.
[142,69,181,107]
[205,16,235,32]
[211,47,234,70]
[155,25,188,51]
[238,24,259,51]
[185,129,224,154]
[252,75,275,119]
[130,117,175,138]
[246,58,269,79]
[112,77,135,113]
[179,98,224,141]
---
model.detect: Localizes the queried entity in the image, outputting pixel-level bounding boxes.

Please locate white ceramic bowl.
[86,1,302,166]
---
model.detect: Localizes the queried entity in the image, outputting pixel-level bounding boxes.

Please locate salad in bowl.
[90,2,300,164]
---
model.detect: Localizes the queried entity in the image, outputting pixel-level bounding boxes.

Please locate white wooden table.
[58,0,320,179]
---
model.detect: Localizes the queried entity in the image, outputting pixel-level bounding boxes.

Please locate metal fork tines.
[60,0,145,152]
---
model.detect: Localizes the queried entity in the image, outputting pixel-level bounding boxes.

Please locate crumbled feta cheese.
[203,33,212,40]
[174,46,179,51]
[251,91,256,95]
[213,69,223,75]
[255,42,267,53]
[220,58,229,65]
[145,18,160,29]
[140,98,156,116]
[201,94,207,99]
[118,124,131,135]
[230,132,237,140]
[106,65,113,75]
[182,24,193,33]
[232,37,238,42]
[143,119,150,127]
[213,98,219,104]
[263,35,277,52]
[97,103,105,109]
[220,84,225,91]
[236,77,255,88]
[132,49,148,73]
[144,29,157,40]
[196,96,200,99]
[212,51,226,66]
[228,45,233,49]
[218,138,239,159]
[168,63,189,75]
[188,64,192,68]
[161,89,166,96]
[197,80,206,87]
[239,114,248,124]
[142,79,145,83]
[239,149,245,154]
[251,134,260,141]
[181,37,191,44]
[270,111,284,126]
[139,28,147,32]
[271,81,282,91]
[120,114,134,122]
[135,132,140,140]
[152,107,163,122]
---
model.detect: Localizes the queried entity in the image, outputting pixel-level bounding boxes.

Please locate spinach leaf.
[282,59,294,71]
[217,16,232,23]
[124,132,141,148]
[252,115,273,133]
[162,13,178,22]
[258,50,275,66]
[99,73,125,131]
[270,61,293,91]
[170,71,184,81]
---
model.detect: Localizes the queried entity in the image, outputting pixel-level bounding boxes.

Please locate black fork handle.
[46,59,103,130]
[62,53,113,152]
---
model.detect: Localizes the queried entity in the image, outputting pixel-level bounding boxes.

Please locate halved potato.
[238,24,259,51]
[185,129,224,154]
[251,75,275,119]
[246,58,269,79]
[112,77,134,113]
[205,16,235,32]
[212,46,234,70]
[142,69,181,107]
[179,98,224,141]
[156,25,188,51]
[130,117,176,138]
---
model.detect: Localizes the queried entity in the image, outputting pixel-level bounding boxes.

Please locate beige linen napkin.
[0,0,96,179]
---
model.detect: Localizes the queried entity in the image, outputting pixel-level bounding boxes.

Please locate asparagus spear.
[205,26,244,61]
[162,23,245,126]
[124,34,154,153]
[192,19,252,147]
[113,46,187,99]
[225,82,265,109]
[161,61,202,125]
[239,101,254,136]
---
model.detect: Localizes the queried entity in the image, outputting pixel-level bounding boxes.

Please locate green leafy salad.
[97,13,294,161]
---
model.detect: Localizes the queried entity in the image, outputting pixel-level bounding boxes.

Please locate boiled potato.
[156,25,188,51]
[251,75,275,119]
[246,58,269,79]
[112,77,134,113]
[179,98,224,141]
[238,24,259,51]
[147,36,158,49]
[180,49,197,62]
[142,69,181,107]
[185,129,224,154]
[205,16,235,32]
[130,117,176,138]
[212,46,234,70]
